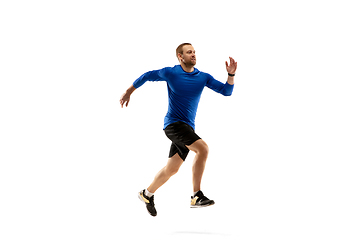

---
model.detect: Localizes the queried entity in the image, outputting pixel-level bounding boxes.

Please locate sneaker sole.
[190,202,215,208]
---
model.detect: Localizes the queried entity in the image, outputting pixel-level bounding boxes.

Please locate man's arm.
[119,67,170,108]
[205,57,237,96]
[227,75,235,85]
[119,84,136,108]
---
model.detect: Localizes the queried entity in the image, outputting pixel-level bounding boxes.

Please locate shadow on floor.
[172,231,230,236]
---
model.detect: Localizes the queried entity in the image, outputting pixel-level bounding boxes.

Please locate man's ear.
[177,53,183,62]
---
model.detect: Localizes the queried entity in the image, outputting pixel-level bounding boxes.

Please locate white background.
[1,0,359,239]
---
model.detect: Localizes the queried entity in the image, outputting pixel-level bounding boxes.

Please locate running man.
[119,43,237,216]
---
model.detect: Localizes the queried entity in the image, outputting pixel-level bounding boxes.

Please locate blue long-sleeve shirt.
[133,65,234,130]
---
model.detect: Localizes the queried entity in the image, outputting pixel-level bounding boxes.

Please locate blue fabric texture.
[133,65,234,130]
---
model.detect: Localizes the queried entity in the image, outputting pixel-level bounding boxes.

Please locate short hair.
[176,43,192,59]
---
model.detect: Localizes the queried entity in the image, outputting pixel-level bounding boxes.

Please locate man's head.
[176,43,196,67]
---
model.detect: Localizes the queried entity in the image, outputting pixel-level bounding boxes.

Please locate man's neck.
[180,63,194,73]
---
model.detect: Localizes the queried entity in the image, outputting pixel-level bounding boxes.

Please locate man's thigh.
[186,139,208,153]
[166,153,183,171]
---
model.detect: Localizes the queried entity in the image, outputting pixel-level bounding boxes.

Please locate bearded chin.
[184,59,196,67]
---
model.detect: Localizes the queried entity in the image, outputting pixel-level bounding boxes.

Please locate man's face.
[180,45,196,66]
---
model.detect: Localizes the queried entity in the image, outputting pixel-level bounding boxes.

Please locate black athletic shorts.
[164,121,201,161]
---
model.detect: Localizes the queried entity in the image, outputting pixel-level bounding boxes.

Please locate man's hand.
[119,85,136,108]
[225,57,237,74]
[119,92,130,108]
[226,57,237,85]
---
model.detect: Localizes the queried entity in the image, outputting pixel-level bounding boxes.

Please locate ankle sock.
[145,189,154,198]
[193,190,200,197]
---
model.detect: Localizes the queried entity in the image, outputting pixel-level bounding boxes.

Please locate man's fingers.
[227,57,238,73]
[120,99,129,108]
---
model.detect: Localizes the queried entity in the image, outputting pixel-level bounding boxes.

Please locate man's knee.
[199,141,209,156]
[189,139,209,156]
[165,165,180,176]
[165,154,183,176]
